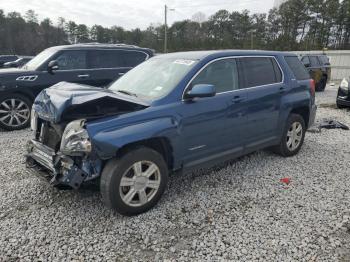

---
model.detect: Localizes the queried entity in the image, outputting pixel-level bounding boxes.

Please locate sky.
[1,0,275,30]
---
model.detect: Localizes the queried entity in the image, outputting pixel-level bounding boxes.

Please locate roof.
[157,50,297,61]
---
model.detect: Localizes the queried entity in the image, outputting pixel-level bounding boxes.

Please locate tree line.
[0,0,349,56]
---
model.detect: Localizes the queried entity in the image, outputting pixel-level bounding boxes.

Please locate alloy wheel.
[286,122,303,151]
[119,161,161,207]
[0,99,30,127]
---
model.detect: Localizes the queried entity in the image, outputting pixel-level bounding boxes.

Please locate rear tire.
[100,147,168,216]
[272,114,306,157]
[0,94,32,131]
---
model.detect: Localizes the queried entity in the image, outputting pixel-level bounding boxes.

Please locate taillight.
[310,79,315,96]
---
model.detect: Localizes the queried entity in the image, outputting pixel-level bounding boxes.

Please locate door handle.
[279,86,286,93]
[232,95,244,104]
[78,74,90,78]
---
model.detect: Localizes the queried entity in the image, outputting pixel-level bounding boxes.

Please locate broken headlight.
[60,119,91,155]
[340,78,349,92]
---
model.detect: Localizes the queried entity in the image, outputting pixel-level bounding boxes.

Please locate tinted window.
[241,57,282,88]
[88,50,148,69]
[192,59,239,93]
[285,56,310,80]
[88,50,123,68]
[56,51,86,70]
[122,51,148,67]
[309,56,319,67]
[301,56,310,65]
[319,55,330,66]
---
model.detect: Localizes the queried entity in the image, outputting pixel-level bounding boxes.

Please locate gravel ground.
[1,85,350,261]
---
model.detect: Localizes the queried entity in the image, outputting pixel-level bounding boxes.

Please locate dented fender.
[86,116,181,161]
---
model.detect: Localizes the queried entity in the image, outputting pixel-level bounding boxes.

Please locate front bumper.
[26,139,98,189]
[336,96,350,107]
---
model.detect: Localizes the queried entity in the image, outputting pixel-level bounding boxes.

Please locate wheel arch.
[290,106,310,128]
[115,137,174,170]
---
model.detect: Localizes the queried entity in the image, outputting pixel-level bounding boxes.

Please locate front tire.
[100,147,168,216]
[0,94,32,131]
[272,114,306,157]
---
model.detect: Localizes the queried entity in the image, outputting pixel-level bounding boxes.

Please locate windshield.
[23,48,56,70]
[109,57,198,100]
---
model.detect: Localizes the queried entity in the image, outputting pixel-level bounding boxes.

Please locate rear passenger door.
[87,49,149,87]
[239,56,284,149]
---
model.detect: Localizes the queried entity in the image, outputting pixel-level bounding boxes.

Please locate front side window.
[191,59,239,93]
[55,51,87,70]
[109,57,198,99]
[240,57,282,88]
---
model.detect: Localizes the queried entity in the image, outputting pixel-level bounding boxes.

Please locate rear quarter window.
[284,56,310,80]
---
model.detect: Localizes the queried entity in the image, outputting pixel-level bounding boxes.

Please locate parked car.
[0,43,153,131]
[300,54,331,92]
[3,56,33,68]
[0,55,18,68]
[336,77,350,108]
[26,50,316,216]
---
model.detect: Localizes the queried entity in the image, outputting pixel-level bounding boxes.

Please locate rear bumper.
[308,104,317,128]
[26,140,90,189]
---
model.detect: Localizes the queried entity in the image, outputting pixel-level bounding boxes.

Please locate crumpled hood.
[33,82,149,123]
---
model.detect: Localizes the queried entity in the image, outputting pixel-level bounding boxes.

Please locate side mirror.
[184,84,216,100]
[47,60,59,74]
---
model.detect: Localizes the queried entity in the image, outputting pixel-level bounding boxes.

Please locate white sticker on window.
[154,86,163,91]
[174,59,196,66]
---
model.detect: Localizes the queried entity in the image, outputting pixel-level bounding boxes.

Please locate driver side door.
[41,50,91,90]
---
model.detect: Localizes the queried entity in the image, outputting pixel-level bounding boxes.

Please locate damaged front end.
[25,82,149,189]
[26,118,102,189]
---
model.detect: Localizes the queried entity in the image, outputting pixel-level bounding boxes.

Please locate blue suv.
[26,50,317,216]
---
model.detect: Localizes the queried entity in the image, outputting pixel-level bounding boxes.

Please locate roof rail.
[74,42,142,49]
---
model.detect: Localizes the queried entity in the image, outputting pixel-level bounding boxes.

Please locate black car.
[0,43,153,131]
[300,54,331,92]
[336,77,350,108]
[3,57,33,68]
[0,55,18,68]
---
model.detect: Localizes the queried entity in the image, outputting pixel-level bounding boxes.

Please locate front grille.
[36,120,62,151]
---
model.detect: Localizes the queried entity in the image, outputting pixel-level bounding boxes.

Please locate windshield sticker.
[174,59,196,66]
[154,86,164,91]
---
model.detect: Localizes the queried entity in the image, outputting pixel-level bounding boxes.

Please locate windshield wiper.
[116,90,138,97]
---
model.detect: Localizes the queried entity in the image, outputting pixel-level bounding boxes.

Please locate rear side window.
[88,50,123,68]
[309,56,319,67]
[122,51,148,67]
[88,50,148,69]
[285,56,310,80]
[240,57,282,88]
[319,55,330,66]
